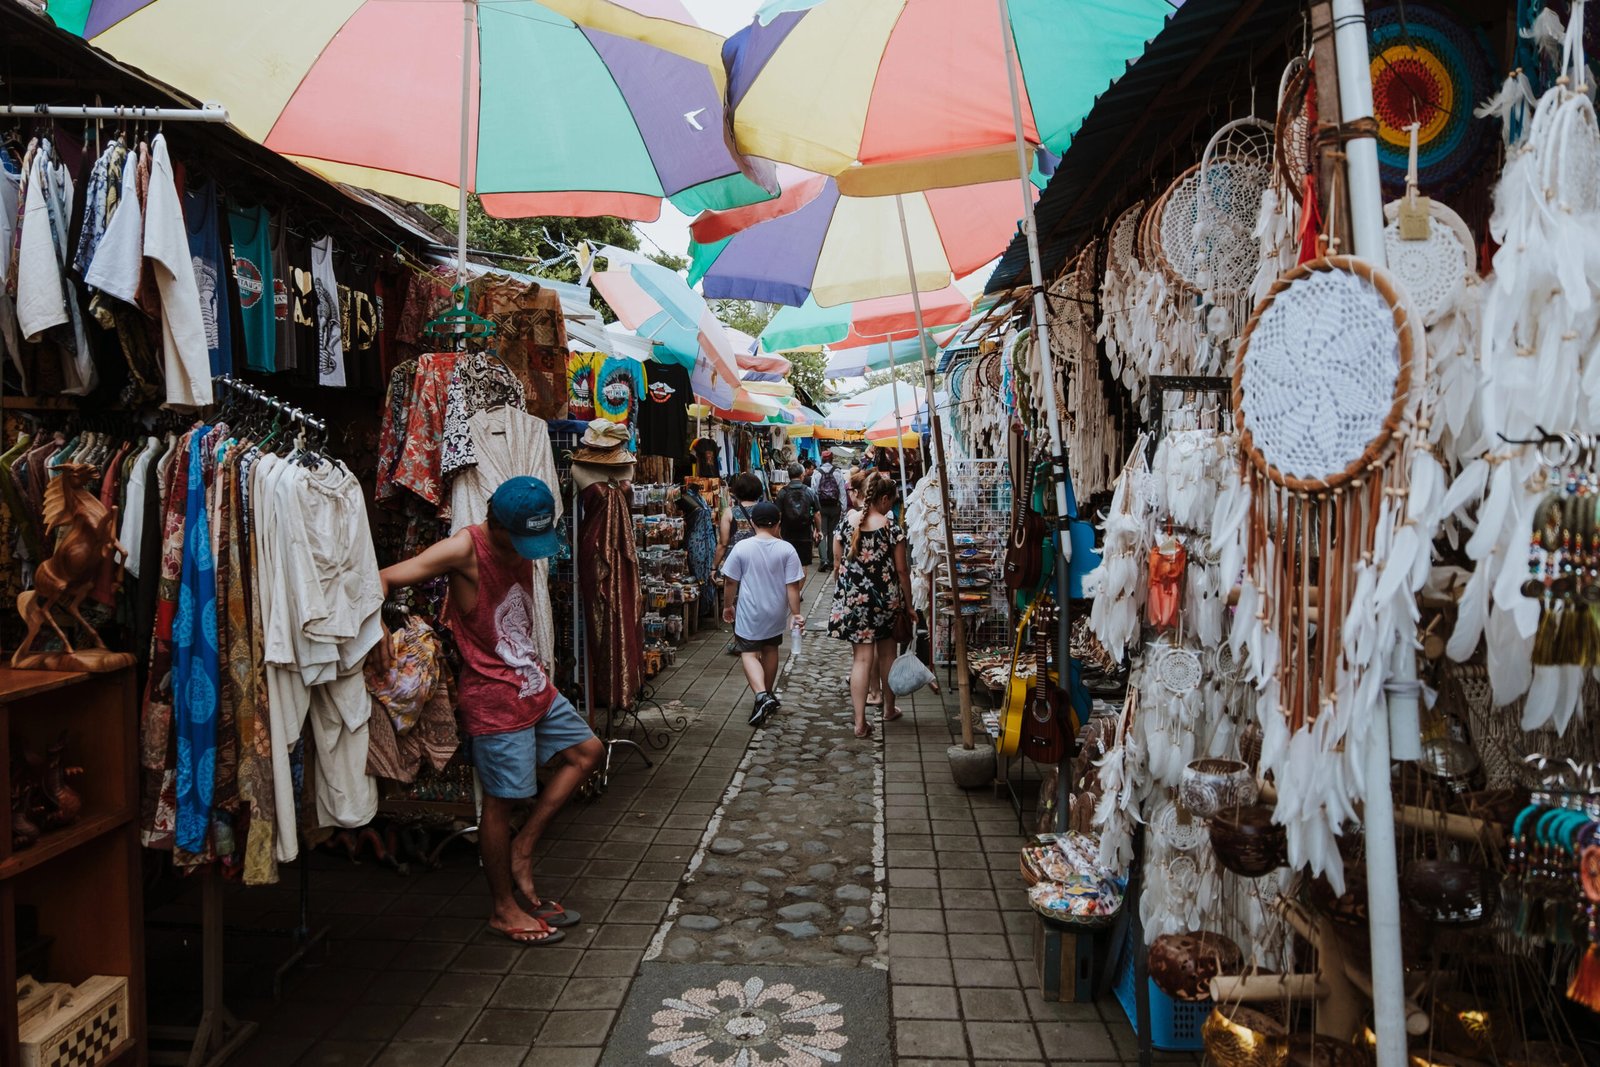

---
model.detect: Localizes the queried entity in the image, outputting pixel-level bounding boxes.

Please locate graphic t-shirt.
[286,231,318,383]
[227,199,274,372]
[722,535,803,641]
[309,235,344,387]
[567,351,603,421]
[336,253,378,391]
[183,179,232,376]
[638,362,690,458]
[270,213,299,373]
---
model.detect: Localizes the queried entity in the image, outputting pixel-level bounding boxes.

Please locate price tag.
[1397,196,1432,240]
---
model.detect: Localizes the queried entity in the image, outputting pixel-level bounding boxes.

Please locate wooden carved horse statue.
[11,462,134,672]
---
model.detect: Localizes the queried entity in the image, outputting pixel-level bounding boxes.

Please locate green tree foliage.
[709,298,775,338]
[863,363,927,390]
[423,195,641,319]
[784,348,830,411]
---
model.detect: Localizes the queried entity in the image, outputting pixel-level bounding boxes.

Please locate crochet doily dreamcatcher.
[1099,200,1147,398]
[1233,255,1436,890]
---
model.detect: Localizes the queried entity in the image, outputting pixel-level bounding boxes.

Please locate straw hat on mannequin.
[570,419,636,491]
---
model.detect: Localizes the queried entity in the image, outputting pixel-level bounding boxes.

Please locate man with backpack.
[811,450,844,570]
[777,462,821,566]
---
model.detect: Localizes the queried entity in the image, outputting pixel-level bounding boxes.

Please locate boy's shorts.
[732,632,782,654]
[468,695,594,799]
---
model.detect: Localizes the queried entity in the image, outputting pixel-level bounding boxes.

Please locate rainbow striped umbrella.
[55,0,772,221]
[760,285,972,352]
[722,0,1175,196]
[688,176,1023,307]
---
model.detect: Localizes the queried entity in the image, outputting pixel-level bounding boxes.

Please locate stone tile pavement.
[142,570,1180,1065]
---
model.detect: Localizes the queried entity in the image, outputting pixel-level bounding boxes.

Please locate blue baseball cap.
[489,477,560,560]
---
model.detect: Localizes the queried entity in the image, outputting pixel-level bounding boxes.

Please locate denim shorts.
[468,695,593,799]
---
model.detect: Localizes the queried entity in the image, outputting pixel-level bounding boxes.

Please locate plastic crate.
[1112,926,1210,1051]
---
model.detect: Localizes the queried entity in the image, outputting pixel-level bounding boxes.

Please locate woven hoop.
[1153,801,1211,853]
[1232,256,1416,492]
[1199,119,1276,298]
[1109,201,1147,275]
[1156,643,1204,694]
[1275,59,1316,193]
[1381,197,1475,327]
[1153,164,1204,295]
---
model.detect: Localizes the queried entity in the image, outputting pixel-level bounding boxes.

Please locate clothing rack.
[212,375,328,437]
[0,102,229,123]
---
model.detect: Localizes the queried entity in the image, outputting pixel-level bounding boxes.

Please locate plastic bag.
[888,648,935,696]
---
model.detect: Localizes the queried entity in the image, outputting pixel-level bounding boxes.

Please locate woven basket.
[19,975,129,1067]
[1202,1004,1290,1067]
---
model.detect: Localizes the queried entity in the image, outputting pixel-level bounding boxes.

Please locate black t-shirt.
[638,362,692,458]
[285,231,318,385]
[337,253,379,391]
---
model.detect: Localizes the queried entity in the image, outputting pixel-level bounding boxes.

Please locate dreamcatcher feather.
[1086,434,1152,662]
[1457,4,1600,720]
[1099,201,1149,403]
[1232,256,1434,892]
[1126,172,1204,386]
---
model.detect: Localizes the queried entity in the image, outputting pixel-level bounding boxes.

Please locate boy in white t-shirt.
[721,500,805,727]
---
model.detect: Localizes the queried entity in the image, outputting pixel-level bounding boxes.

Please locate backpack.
[728,503,756,550]
[779,483,813,525]
[817,465,842,504]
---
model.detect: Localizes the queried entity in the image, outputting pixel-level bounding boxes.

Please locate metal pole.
[998,0,1073,691]
[879,334,915,491]
[896,194,976,748]
[0,103,229,122]
[1328,4,1404,1066]
[457,0,476,284]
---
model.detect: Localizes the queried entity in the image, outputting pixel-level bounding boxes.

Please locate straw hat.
[571,419,636,490]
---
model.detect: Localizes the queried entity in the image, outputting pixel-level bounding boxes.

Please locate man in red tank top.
[378,477,601,945]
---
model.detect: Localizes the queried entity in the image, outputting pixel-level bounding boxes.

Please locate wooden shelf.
[2,667,145,1066]
[0,807,133,879]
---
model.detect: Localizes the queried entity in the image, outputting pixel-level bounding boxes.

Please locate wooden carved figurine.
[11,462,135,672]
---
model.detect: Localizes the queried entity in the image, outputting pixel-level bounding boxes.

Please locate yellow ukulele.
[996,599,1040,757]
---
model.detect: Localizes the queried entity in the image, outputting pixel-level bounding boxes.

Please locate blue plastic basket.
[1112,925,1211,1051]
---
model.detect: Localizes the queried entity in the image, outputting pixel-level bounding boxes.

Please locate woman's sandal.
[853,723,873,739]
[882,709,903,723]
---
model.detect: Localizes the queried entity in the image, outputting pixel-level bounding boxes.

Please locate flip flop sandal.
[882,709,904,723]
[490,924,566,946]
[853,724,873,740]
[529,900,582,928]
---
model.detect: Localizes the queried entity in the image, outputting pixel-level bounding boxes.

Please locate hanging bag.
[888,625,935,695]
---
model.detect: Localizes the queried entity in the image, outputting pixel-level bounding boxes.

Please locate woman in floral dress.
[829,473,914,738]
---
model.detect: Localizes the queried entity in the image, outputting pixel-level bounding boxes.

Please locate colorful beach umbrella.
[688,177,1024,307]
[722,0,1175,196]
[825,333,951,379]
[591,259,743,388]
[760,285,972,352]
[57,0,772,220]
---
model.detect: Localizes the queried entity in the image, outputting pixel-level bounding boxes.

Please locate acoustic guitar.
[995,599,1038,758]
[1003,431,1044,591]
[1019,600,1075,764]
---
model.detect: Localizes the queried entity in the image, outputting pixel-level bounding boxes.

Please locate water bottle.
[790,623,803,658]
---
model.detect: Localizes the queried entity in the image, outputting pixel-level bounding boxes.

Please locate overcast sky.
[632,0,765,271]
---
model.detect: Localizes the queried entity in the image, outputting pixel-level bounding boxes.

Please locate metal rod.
[457,0,476,284]
[895,193,976,748]
[998,0,1074,720]
[0,102,229,122]
[212,375,327,435]
[1327,2,1404,1063]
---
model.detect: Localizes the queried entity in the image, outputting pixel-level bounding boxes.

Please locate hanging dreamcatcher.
[1098,199,1148,400]
[1259,55,1316,307]
[1367,3,1498,198]
[1128,167,1204,379]
[1233,253,1436,890]
[1451,2,1600,715]
[1197,117,1276,371]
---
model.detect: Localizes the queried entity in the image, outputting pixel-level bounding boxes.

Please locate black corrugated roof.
[987,0,1302,293]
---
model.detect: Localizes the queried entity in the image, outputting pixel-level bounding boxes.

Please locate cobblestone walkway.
[648,589,883,967]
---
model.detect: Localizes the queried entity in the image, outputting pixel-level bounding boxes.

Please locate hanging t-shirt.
[567,351,603,421]
[309,235,343,386]
[270,214,299,373]
[638,361,691,458]
[596,355,642,425]
[227,199,274,373]
[184,178,232,376]
[336,253,378,391]
[374,268,408,378]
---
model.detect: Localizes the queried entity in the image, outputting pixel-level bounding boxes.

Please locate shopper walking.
[829,472,913,738]
[776,462,821,566]
[721,500,805,727]
[377,477,602,945]
[812,449,845,571]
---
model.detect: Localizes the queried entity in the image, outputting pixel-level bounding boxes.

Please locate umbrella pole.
[896,194,975,751]
[456,0,475,284]
[882,337,912,490]
[999,0,1073,734]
